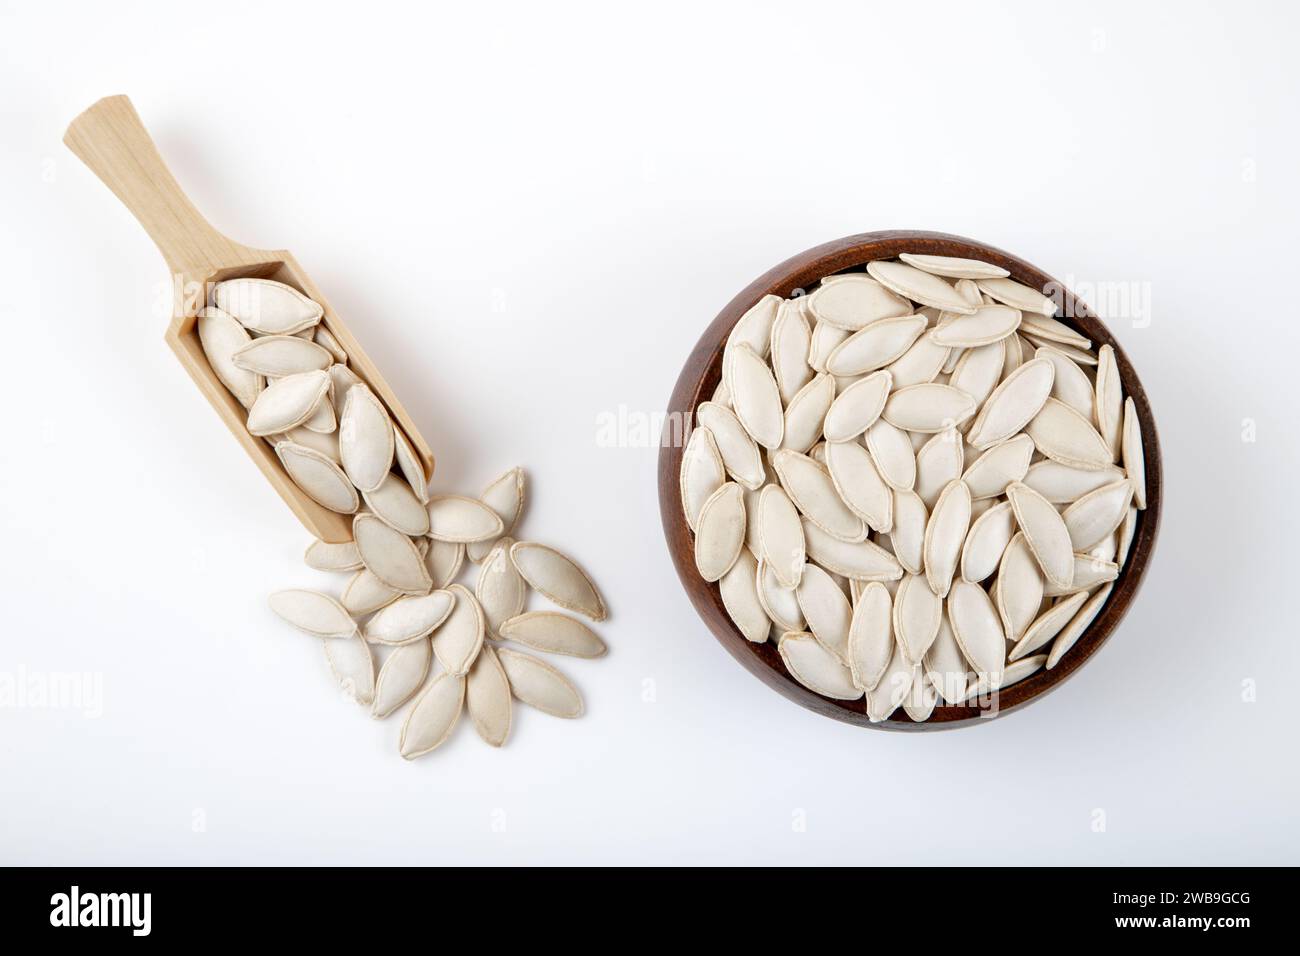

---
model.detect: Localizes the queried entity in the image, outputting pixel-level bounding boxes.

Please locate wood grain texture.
[64,95,434,543]
[658,230,1162,730]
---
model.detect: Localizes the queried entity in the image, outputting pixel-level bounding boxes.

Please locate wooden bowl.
[658,230,1162,730]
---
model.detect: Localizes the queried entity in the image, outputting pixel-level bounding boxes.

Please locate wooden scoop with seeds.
[63,95,434,542]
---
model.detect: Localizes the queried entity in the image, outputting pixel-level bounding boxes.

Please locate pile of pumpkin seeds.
[681,255,1146,721]
[198,278,608,758]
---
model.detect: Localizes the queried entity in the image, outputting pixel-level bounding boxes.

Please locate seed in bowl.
[681,255,1147,721]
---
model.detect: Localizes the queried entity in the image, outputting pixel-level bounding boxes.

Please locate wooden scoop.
[64,95,434,543]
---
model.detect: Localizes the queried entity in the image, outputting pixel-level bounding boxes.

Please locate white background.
[2,0,1297,865]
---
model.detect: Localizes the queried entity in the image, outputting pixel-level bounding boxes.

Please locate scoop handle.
[64,95,260,279]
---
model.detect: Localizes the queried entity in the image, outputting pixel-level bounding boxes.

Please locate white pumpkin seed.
[465,644,512,746]
[808,320,850,373]
[730,343,784,449]
[758,485,805,588]
[826,315,927,376]
[476,538,527,638]
[1035,345,1094,417]
[946,579,1005,683]
[975,276,1057,317]
[305,538,363,572]
[962,434,1034,499]
[1043,554,1119,596]
[197,307,263,408]
[1025,397,1113,470]
[341,569,401,615]
[363,589,455,645]
[929,304,1020,347]
[399,670,465,759]
[757,559,804,631]
[1006,482,1074,590]
[392,428,429,504]
[865,642,915,721]
[866,419,916,490]
[823,371,891,442]
[898,253,1008,280]
[509,541,607,620]
[848,581,892,690]
[1009,590,1090,661]
[1122,397,1147,510]
[313,324,348,363]
[882,383,976,433]
[269,589,357,638]
[960,501,1014,583]
[903,665,939,721]
[947,340,1006,409]
[430,584,484,675]
[915,428,964,510]
[885,333,950,388]
[718,548,769,643]
[300,392,337,434]
[496,647,583,717]
[1117,505,1138,567]
[1019,314,1089,350]
[425,539,465,589]
[327,363,361,416]
[724,294,781,370]
[426,495,505,543]
[338,383,394,492]
[801,518,901,581]
[923,479,971,598]
[778,631,862,700]
[867,260,975,314]
[893,572,942,665]
[371,637,431,719]
[1062,479,1133,552]
[995,532,1044,643]
[924,613,968,704]
[1094,344,1123,461]
[808,274,911,330]
[964,358,1055,449]
[280,426,340,462]
[232,333,332,377]
[796,563,853,662]
[323,632,375,705]
[1046,584,1113,669]
[770,299,814,402]
[889,488,928,576]
[212,277,323,335]
[680,426,726,530]
[1022,459,1125,503]
[825,439,892,532]
[772,450,866,542]
[363,473,430,536]
[353,513,432,594]
[780,374,835,454]
[465,466,525,561]
[500,611,607,659]
[276,442,359,513]
[698,402,766,488]
[963,654,1045,700]
[1022,334,1095,364]
[246,369,331,436]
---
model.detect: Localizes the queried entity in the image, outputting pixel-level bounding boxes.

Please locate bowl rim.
[657,229,1162,730]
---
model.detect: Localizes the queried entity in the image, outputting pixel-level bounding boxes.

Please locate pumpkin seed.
[929,304,1020,347]
[500,611,607,659]
[426,495,506,543]
[889,488,928,575]
[276,442,359,513]
[898,253,1009,280]
[825,439,892,532]
[773,450,866,542]
[232,333,332,377]
[1006,482,1074,590]
[371,637,432,719]
[1043,554,1118,596]
[509,541,607,620]
[757,559,805,631]
[496,647,584,717]
[363,589,455,645]
[269,589,357,638]
[465,644,512,746]
[300,392,337,434]
[680,426,726,530]
[1094,344,1123,461]
[885,333,951,388]
[866,419,916,490]
[778,631,862,700]
[963,654,1045,700]
[476,538,527,638]
[915,428,964,510]
[770,299,814,402]
[1063,479,1133,551]
[392,428,429,505]
[809,320,850,373]
[1046,583,1113,669]
[903,665,939,721]
[399,670,465,759]
[362,473,430,536]
[780,374,835,454]
[341,568,401,615]
[1035,345,1094,417]
[305,538,363,572]
[1122,398,1147,510]
[882,383,976,433]
[865,642,915,721]
[961,434,1034,499]
[848,581,892,691]
[212,277,323,335]
[995,532,1044,644]
[758,484,807,588]
[796,563,853,662]
[868,260,975,314]
[1009,590,1090,661]
[338,383,395,492]
[279,426,340,462]
[924,614,968,704]
[327,363,361,416]
[1019,314,1089,351]
[725,295,781,370]
[246,369,331,436]
[946,579,1005,683]
[801,518,901,581]
[1117,506,1138,567]
[960,500,1014,583]
[808,274,911,330]
[425,539,465,589]
[965,358,1054,449]
[313,325,348,363]
[975,277,1057,317]
[430,584,485,675]
[1022,459,1125,503]
[353,513,433,594]
[699,402,766,488]
[947,340,1006,409]
[923,479,971,598]
[323,632,375,705]
[826,314,929,377]
[823,371,891,442]
[1026,397,1113,470]
[464,467,525,561]
[197,307,263,408]
[893,572,942,665]
[730,343,784,449]
[719,548,770,643]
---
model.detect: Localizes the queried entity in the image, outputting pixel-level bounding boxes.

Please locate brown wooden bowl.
[658,230,1162,730]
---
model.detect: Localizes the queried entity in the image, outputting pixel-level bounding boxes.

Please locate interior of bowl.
[659,230,1162,729]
